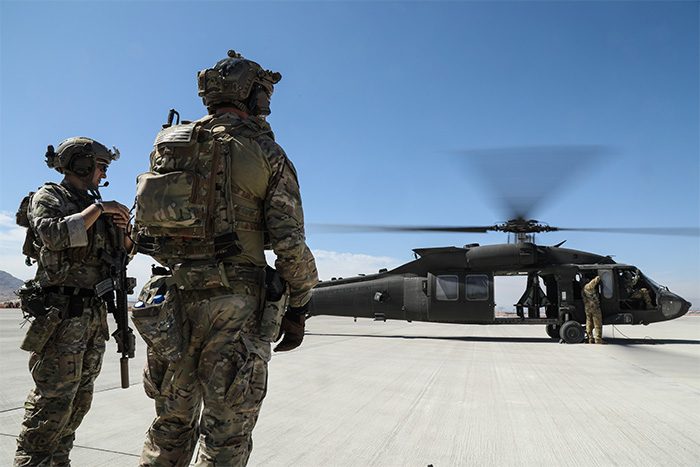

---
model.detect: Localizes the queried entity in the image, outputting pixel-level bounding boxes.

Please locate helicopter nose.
[658,290,690,320]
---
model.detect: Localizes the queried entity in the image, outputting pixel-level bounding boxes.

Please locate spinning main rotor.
[318,146,699,243]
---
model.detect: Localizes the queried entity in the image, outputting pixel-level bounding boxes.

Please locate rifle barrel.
[120,357,130,388]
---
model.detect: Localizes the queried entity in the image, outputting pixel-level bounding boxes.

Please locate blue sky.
[1,1,698,308]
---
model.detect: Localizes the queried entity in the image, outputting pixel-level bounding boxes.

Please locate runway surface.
[1,311,699,466]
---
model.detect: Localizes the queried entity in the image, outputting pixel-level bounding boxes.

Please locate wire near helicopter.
[307,146,697,343]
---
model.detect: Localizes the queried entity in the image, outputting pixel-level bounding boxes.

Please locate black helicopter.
[307,147,696,343]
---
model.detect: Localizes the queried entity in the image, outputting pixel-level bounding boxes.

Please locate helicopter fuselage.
[307,243,691,343]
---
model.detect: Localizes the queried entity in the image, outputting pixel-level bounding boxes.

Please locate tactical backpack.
[134,115,271,265]
[16,191,41,264]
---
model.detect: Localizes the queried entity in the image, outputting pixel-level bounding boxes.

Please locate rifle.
[97,227,136,388]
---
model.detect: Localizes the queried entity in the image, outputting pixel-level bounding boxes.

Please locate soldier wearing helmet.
[137,50,318,466]
[14,137,133,466]
[48,137,118,182]
[197,49,282,117]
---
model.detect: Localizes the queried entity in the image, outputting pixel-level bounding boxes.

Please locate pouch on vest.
[133,118,242,262]
[135,171,207,237]
[132,275,187,361]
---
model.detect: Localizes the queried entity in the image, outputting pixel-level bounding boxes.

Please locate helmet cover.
[197,50,281,115]
[46,137,119,175]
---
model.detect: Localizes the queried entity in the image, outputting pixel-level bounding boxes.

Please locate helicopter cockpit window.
[639,271,660,291]
[435,275,459,301]
[466,274,489,301]
[599,270,614,299]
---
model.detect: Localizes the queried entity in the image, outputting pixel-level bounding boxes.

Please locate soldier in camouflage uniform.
[623,269,654,309]
[582,275,605,344]
[14,138,132,466]
[136,50,318,466]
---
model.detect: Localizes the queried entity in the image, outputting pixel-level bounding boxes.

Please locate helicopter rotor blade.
[554,226,700,237]
[313,224,495,234]
[313,223,700,238]
[312,146,698,241]
[456,145,612,220]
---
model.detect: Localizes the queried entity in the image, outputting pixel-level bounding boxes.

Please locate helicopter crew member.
[582,275,605,344]
[135,50,318,466]
[623,270,653,310]
[14,138,132,466]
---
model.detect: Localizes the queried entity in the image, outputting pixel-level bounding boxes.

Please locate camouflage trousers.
[14,305,108,467]
[583,299,603,342]
[139,281,270,467]
[629,288,654,309]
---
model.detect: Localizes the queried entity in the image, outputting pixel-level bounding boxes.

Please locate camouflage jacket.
[147,113,319,307]
[583,276,601,304]
[28,180,117,289]
[215,113,317,307]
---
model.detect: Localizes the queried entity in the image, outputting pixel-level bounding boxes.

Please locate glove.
[274,304,308,352]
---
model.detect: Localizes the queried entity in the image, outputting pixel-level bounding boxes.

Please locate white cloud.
[264,249,399,281]
[0,212,27,245]
[310,249,398,280]
[0,211,18,228]
[0,251,36,282]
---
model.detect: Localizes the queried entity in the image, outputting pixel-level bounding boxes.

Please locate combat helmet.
[45,137,119,178]
[197,50,282,117]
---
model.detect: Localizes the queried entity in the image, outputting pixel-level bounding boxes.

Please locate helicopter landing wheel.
[545,324,560,339]
[559,321,585,344]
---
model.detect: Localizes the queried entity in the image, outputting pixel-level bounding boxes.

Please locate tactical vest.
[134,115,271,265]
[17,182,117,285]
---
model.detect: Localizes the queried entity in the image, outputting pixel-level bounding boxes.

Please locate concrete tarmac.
[1,311,699,466]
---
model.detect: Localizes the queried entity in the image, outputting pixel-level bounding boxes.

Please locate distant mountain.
[0,270,24,302]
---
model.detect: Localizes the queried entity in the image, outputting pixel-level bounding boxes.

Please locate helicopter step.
[492,317,558,325]
[605,313,634,325]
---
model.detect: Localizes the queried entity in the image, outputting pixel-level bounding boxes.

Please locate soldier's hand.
[102,201,131,230]
[274,305,307,352]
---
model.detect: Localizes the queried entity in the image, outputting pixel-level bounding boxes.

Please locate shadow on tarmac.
[306,332,555,343]
[306,333,700,345]
[603,337,700,346]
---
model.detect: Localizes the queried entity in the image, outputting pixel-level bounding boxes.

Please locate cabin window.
[435,275,459,301]
[466,274,489,301]
[600,270,614,299]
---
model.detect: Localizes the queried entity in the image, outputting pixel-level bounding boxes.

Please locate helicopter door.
[597,268,617,312]
[427,273,494,323]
